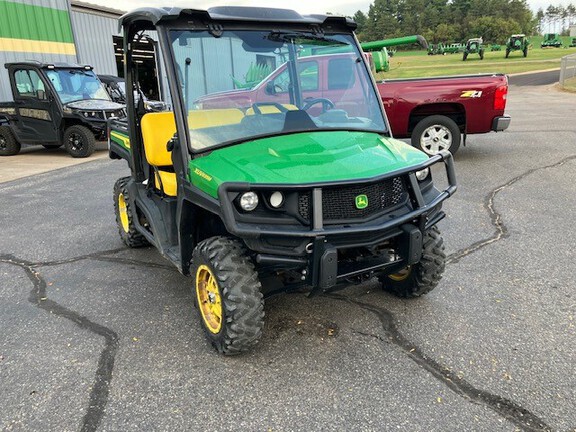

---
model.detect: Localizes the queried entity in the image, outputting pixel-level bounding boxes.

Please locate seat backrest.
[188,108,244,129]
[141,112,176,167]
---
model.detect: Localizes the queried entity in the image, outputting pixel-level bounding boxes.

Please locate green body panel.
[110,130,130,150]
[189,131,428,198]
[0,1,74,43]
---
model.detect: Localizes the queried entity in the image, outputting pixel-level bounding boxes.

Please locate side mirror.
[265,81,276,95]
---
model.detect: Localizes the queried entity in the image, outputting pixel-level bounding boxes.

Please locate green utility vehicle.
[505,34,529,58]
[109,6,457,355]
[541,33,562,48]
[463,38,484,60]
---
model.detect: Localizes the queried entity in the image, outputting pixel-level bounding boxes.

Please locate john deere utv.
[109,6,457,355]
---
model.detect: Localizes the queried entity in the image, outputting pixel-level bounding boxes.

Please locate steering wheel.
[301,98,335,113]
[250,102,289,115]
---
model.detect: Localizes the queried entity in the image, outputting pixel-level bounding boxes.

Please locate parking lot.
[1,79,575,431]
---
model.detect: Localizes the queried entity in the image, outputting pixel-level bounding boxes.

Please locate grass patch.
[561,76,576,92]
[380,44,576,79]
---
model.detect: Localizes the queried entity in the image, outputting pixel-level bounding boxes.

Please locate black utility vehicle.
[0,62,125,157]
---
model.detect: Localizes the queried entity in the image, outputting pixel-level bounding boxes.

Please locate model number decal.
[460,90,483,98]
[194,168,213,182]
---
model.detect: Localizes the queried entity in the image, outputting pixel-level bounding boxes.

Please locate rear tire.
[113,177,149,248]
[411,115,461,155]
[0,126,20,156]
[191,236,264,355]
[63,125,95,158]
[379,226,446,298]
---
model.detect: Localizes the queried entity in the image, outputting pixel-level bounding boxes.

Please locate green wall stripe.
[0,0,74,43]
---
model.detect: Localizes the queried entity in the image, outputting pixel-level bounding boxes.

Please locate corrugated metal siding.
[0,0,77,101]
[71,10,119,75]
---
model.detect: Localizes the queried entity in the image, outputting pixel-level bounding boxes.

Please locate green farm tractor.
[505,34,529,58]
[428,42,446,55]
[541,33,562,48]
[463,38,484,61]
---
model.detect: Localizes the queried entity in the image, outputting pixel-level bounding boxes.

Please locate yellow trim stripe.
[110,131,130,149]
[0,38,76,55]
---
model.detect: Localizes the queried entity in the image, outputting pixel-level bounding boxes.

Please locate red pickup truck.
[195,53,510,155]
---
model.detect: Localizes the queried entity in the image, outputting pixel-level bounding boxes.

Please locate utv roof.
[5,61,93,70]
[119,6,356,31]
[510,34,526,37]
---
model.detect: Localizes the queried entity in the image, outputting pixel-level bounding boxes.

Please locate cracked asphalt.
[1,81,575,431]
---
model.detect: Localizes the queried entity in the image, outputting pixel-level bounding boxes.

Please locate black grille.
[297,177,407,223]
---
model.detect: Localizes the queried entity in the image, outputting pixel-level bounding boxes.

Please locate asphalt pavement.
[1,80,575,431]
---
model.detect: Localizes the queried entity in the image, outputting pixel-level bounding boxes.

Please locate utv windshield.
[170,30,386,152]
[45,69,111,104]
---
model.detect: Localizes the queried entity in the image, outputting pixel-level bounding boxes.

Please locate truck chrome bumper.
[492,115,511,132]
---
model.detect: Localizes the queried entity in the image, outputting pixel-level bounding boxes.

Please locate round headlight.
[269,191,284,208]
[415,168,430,181]
[240,192,259,211]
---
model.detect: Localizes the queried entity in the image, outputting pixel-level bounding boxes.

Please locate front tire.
[0,126,21,156]
[191,236,264,355]
[63,125,95,158]
[113,177,149,248]
[411,115,461,155]
[379,226,446,298]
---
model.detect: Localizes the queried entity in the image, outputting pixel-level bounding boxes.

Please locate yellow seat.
[141,112,177,196]
[245,104,298,115]
[141,109,247,196]
[188,108,244,129]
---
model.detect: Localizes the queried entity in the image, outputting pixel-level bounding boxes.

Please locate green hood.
[189,131,428,198]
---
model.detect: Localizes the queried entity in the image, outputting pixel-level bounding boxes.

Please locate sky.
[89,0,562,17]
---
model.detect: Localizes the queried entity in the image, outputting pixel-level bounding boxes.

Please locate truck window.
[272,61,318,92]
[14,69,45,98]
[328,58,355,90]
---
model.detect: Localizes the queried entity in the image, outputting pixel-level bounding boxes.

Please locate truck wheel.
[0,127,21,156]
[63,125,95,158]
[191,236,264,355]
[113,177,149,248]
[379,226,445,298]
[412,115,461,155]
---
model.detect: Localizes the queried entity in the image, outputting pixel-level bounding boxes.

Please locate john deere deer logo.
[355,194,368,209]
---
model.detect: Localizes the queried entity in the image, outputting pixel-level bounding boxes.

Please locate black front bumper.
[218,151,457,289]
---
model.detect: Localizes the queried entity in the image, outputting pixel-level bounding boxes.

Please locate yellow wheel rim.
[389,266,412,282]
[118,193,130,233]
[196,265,223,334]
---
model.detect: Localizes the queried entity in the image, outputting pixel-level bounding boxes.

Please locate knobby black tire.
[0,126,21,156]
[113,177,149,248]
[191,236,264,355]
[379,226,446,298]
[64,124,95,158]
